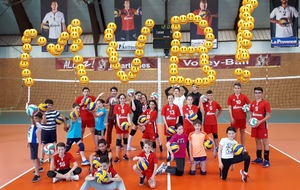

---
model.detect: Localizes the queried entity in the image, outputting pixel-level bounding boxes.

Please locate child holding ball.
[93,99,107,150]
[133,140,158,188]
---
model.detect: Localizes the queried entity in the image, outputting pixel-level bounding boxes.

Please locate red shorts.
[251,123,268,138]
[115,125,129,135]
[142,170,154,180]
[184,127,195,136]
[231,118,246,130]
[203,125,218,135]
[81,119,95,128]
[142,131,157,141]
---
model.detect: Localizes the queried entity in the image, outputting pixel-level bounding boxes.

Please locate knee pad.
[78,142,84,151]
[213,133,218,139]
[74,167,82,175]
[140,141,144,149]
[116,139,122,146]
[152,141,157,149]
[130,129,137,136]
[47,171,56,178]
[123,138,128,145]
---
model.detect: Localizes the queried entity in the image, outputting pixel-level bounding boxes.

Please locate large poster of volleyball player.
[190,0,218,48]
[114,0,142,50]
[41,0,67,52]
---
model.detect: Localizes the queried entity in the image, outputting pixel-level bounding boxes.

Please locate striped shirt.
[27,122,42,143]
[42,110,60,130]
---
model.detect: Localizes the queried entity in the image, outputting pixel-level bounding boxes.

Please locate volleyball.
[95,169,109,184]
[26,104,38,116]
[170,143,179,153]
[55,116,64,124]
[138,115,147,124]
[249,117,258,127]
[167,126,176,135]
[188,112,198,121]
[44,143,55,155]
[137,159,149,172]
[150,92,159,100]
[200,95,208,103]
[120,121,130,131]
[83,97,91,105]
[279,18,289,26]
[109,97,118,105]
[232,144,244,156]
[38,103,47,112]
[87,102,96,112]
[70,111,79,120]
[92,157,101,169]
[242,104,250,112]
[204,139,213,150]
[127,88,135,97]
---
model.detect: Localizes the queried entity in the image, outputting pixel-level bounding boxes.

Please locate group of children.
[27,82,271,187]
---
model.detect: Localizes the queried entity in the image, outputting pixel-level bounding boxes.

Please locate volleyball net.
[1,75,300,111]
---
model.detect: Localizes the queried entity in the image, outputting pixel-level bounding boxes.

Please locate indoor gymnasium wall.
[0,53,300,110]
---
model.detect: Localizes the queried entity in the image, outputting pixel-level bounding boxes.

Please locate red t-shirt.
[75,95,96,121]
[143,109,158,133]
[113,104,132,125]
[227,93,250,119]
[53,152,76,171]
[202,101,222,125]
[250,99,271,121]
[137,151,158,172]
[92,166,117,184]
[183,104,199,131]
[161,104,180,127]
[193,9,213,35]
[121,8,136,31]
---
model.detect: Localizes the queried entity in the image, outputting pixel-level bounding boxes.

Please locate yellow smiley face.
[79,76,89,86]
[71,19,81,27]
[20,53,30,61]
[37,37,47,47]
[19,61,29,69]
[72,55,84,65]
[24,77,34,87]
[21,69,31,78]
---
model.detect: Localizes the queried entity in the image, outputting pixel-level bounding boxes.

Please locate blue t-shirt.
[67,118,82,139]
[95,107,106,131]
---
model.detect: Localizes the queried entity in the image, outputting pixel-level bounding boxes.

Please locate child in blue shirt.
[93,99,107,150]
[66,103,90,166]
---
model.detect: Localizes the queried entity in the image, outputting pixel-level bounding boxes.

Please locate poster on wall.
[270,0,298,47]
[40,0,68,52]
[114,0,142,50]
[190,0,218,48]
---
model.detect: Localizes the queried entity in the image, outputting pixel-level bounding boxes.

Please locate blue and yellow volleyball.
[138,115,147,124]
[137,159,149,172]
[120,121,130,130]
[95,169,109,184]
[83,96,91,105]
[204,139,213,149]
[167,126,176,135]
[26,104,38,116]
[55,115,64,124]
[188,112,198,121]
[232,144,244,156]
[92,157,101,169]
[70,111,79,120]
[170,142,179,153]
[87,102,96,112]
[38,103,47,112]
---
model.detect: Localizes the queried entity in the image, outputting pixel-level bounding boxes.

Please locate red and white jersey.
[121,8,136,31]
[114,104,132,124]
[202,101,222,125]
[138,151,158,172]
[53,152,76,171]
[183,104,199,129]
[75,95,96,121]
[161,104,180,126]
[227,93,250,119]
[143,109,158,133]
[250,99,271,120]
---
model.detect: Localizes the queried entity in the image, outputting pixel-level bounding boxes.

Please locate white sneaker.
[156,162,167,175]
[127,146,136,151]
[71,175,79,181]
[53,177,60,183]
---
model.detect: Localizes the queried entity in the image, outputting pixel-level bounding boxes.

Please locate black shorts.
[95,128,106,136]
[66,138,81,146]
[30,143,39,160]
[41,129,57,144]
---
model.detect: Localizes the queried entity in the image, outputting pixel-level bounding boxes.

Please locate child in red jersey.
[89,139,113,173]
[133,140,158,188]
[200,90,222,149]
[47,142,82,183]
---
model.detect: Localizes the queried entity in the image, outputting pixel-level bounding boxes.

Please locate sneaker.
[32,175,40,183]
[139,175,146,185]
[159,145,163,152]
[127,146,136,151]
[189,170,196,175]
[123,154,129,160]
[251,158,263,164]
[81,160,90,166]
[53,177,60,183]
[262,160,270,168]
[33,167,44,174]
[240,169,248,183]
[76,149,80,155]
[156,162,167,175]
[39,158,44,164]
[114,157,120,164]
[200,170,207,175]
[71,175,79,181]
